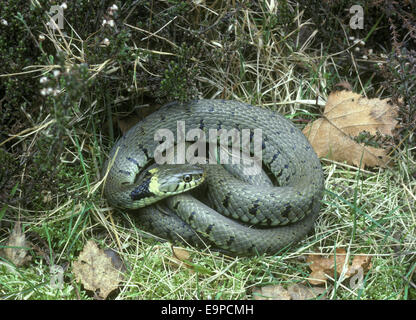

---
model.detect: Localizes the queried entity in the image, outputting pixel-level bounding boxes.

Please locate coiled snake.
[102,100,324,256]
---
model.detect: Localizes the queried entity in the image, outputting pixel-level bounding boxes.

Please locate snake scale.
[103,99,324,256]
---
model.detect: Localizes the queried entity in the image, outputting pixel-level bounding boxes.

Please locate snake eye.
[183,174,192,183]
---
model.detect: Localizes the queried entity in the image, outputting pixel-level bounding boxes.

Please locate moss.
[360,262,410,299]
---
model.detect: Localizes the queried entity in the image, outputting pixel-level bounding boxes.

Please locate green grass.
[0,0,415,300]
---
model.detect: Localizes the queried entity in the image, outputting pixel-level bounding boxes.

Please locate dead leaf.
[3,222,31,266]
[72,240,124,299]
[172,246,191,262]
[307,249,372,286]
[287,283,327,300]
[166,246,194,270]
[303,90,398,168]
[164,246,212,275]
[347,254,372,277]
[252,283,326,300]
[252,284,291,300]
[103,248,127,272]
[307,248,347,285]
[166,246,192,268]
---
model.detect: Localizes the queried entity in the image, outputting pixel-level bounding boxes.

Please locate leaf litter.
[3,221,31,267]
[303,89,398,168]
[72,240,125,299]
[306,248,372,286]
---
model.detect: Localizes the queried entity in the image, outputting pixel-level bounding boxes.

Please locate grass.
[0,1,415,300]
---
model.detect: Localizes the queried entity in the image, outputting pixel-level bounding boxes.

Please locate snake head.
[130,164,206,208]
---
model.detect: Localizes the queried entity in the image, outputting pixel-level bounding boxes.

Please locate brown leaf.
[166,246,194,271]
[103,248,127,272]
[307,249,372,286]
[307,248,347,285]
[172,246,191,261]
[307,270,328,286]
[287,283,327,300]
[346,254,372,277]
[252,283,326,300]
[3,222,31,266]
[252,284,291,300]
[303,90,398,168]
[72,240,123,299]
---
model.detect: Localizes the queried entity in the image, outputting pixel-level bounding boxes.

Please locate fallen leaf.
[165,246,212,275]
[103,248,127,273]
[172,246,191,262]
[252,283,326,300]
[287,283,327,300]
[72,240,124,299]
[303,90,398,168]
[3,222,31,266]
[347,254,372,277]
[252,284,291,300]
[166,246,193,270]
[307,249,372,286]
[307,248,347,285]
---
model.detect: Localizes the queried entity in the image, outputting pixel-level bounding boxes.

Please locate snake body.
[103,99,324,255]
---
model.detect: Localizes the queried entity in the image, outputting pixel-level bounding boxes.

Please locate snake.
[102,99,324,256]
